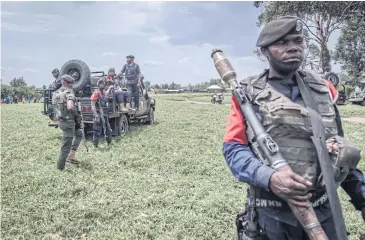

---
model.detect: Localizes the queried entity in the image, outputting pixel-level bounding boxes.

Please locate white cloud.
[143,61,164,67]
[1,1,273,87]
[148,35,171,43]
[102,52,119,57]
[20,68,40,73]
[1,66,16,71]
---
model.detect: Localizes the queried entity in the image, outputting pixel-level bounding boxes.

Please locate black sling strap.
[295,72,348,240]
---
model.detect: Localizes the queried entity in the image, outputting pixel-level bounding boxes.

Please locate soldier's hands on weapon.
[269,165,313,207]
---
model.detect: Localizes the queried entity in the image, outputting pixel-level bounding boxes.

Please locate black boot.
[93,141,99,148]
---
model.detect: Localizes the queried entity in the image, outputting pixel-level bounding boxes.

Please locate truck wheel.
[146,108,155,125]
[323,72,340,87]
[119,114,129,136]
[60,59,91,92]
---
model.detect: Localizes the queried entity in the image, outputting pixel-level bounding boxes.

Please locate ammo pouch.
[318,135,361,188]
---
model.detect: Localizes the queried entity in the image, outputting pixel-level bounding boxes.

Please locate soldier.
[52,74,83,170]
[50,68,62,90]
[90,78,112,148]
[222,16,365,239]
[117,55,141,110]
[104,68,133,111]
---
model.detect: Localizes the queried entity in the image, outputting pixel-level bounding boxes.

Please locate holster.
[236,187,262,240]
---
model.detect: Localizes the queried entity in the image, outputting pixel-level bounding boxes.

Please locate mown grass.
[1,97,364,240]
[338,103,365,117]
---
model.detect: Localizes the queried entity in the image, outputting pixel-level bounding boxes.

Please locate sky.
[0,1,341,87]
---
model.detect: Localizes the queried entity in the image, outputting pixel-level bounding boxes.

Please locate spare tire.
[60,59,91,92]
[323,72,340,87]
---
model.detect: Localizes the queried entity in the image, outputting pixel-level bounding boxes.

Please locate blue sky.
[1,1,341,87]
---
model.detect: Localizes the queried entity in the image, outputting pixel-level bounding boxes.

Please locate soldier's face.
[264,34,304,74]
[53,72,59,78]
[109,72,115,77]
[126,58,133,64]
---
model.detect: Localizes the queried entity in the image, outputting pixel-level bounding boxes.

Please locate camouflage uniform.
[52,75,83,170]
[90,78,112,147]
[222,16,365,240]
[120,55,141,110]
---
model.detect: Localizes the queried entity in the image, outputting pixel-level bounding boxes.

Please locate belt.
[248,192,329,210]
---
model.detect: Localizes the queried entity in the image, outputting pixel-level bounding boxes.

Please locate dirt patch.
[342,116,365,124]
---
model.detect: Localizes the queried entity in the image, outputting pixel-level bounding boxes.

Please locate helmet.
[108,68,115,73]
[52,68,59,74]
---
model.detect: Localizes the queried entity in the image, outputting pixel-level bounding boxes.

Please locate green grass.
[338,103,365,117]
[1,98,364,240]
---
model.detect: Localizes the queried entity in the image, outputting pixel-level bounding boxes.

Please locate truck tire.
[323,72,340,87]
[119,114,129,136]
[60,59,91,92]
[146,108,155,125]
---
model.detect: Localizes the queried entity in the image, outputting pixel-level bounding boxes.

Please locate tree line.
[1,77,45,100]
[142,78,224,92]
[253,1,365,84]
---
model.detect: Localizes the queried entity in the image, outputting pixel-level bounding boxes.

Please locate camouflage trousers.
[92,113,112,144]
[57,119,83,170]
[127,83,139,109]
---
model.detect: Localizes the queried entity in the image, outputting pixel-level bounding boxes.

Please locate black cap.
[256,16,303,48]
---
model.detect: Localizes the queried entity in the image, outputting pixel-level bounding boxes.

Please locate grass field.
[1,94,365,240]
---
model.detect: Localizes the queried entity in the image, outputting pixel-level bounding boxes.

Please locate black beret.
[60,74,75,83]
[126,55,135,58]
[256,15,304,48]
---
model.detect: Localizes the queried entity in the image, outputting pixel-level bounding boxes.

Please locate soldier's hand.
[269,165,313,207]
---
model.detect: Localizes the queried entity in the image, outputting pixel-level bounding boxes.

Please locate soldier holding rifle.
[90,78,112,148]
[216,16,365,240]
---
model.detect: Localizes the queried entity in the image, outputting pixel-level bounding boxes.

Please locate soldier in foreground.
[221,16,365,239]
[52,75,83,170]
[117,55,141,110]
[90,78,112,148]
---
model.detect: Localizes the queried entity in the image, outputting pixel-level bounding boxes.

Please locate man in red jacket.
[222,16,365,240]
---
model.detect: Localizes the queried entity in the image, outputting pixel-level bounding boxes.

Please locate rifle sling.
[295,72,348,240]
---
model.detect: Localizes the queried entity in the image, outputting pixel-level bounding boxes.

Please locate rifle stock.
[211,49,328,240]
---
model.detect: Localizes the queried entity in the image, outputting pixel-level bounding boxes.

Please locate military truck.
[348,87,365,106]
[41,59,156,137]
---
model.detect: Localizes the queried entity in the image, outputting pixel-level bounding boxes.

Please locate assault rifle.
[211,49,340,240]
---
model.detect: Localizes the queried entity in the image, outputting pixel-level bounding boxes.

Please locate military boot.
[66,150,80,164]
[119,103,128,112]
[93,141,99,148]
[126,102,134,111]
